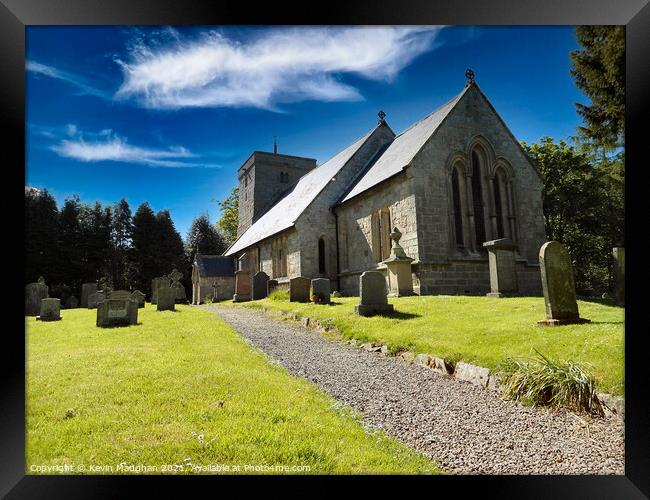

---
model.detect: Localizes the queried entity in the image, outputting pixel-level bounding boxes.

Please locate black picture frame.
[2,1,649,497]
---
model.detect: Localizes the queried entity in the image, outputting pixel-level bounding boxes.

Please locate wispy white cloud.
[115,26,443,110]
[26,61,110,99]
[50,127,219,168]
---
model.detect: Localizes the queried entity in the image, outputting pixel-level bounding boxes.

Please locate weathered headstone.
[537,241,590,326]
[169,268,187,303]
[157,287,176,311]
[381,227,414,297]
[38,298,61,321]
[110,290,133,300]
[289,277,311,302]
[66,295,79,309]
[25,276,49,316]
[355,271,394,317]
[311,278,331,304]
[87,291,105,309]
[267,279,279,296]
[97,296,138,327]
[612,247,624,306]
[252,271,270,300]
[483,238,518,297]
[151,276,171,304]
[131,290,146,308]
[233,254,251,302]
[80,283,98,308]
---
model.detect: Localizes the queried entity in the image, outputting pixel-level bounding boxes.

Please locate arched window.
[451,166,464,247]
[494,164,517,242]
[339,222,349,271]
[318,237,326,274]
[471,149,487,246]
[493,171,505,239]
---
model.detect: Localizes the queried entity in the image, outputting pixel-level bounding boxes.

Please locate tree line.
[25,190,231,302]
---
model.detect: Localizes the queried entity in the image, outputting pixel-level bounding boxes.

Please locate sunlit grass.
[230,296,624,396]
[26,305,438,475]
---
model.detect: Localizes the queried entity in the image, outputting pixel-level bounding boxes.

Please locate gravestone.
[157,287,176,311]
[38,298,61,321]
[66,296,79,309]
[252,271,270,300]
[289,277,311,302]
[169,268,188,303]
[80,283,98,308]
[131,290,146,308]
[25,276,49,316]
[151,276,171,305]
[311,278,331,304]
[355,271,394,317]
[97,296,138,327]
[483,238,518,297]
[87,291,105,309]
[381,227,414,297]
[537,241,590,326]
[267,279,278,296]
[612,247,624,306]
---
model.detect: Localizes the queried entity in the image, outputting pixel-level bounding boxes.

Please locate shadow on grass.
[577,296,624,307]
[377,311,421,320]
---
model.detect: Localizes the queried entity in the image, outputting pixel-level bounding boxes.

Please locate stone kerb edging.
[257,306,624,420]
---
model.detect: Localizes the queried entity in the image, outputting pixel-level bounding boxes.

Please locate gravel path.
[206,305,624,475]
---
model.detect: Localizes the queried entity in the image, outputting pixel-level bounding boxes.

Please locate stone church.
[224,77,546,296]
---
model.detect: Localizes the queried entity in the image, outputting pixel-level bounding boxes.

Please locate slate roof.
[338,85,469,204]
[194,254,235,277]
[224,127,378,256]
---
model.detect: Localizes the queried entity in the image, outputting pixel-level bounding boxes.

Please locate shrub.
[268,289,289,301]
[499,349,604,416]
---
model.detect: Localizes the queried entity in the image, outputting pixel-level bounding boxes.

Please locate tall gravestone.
[381,227,414,297]
[80,283,98,308]
[252,271,270,300]
[537,241,590,326]
[131,290,146,308]
[157,287,176,311]
[151,276,171,305]
[612,247,624,306]
[289,277,311,302]
[38,298,61,321]
[97,292,138,327]
[87,291,105,309]
[169,268,187,303]
[233,253,251,302]
[25,276,49,316]
[66,296,79,309]
[355,271,394,317]
[311,278,331,304]
[483,238,518,297]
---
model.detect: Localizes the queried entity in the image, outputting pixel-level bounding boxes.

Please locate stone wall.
[193,276,235,304]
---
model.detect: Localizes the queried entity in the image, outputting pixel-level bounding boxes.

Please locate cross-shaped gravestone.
[169,268,183,285]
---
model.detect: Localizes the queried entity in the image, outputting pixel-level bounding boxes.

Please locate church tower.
[236,145,316,238]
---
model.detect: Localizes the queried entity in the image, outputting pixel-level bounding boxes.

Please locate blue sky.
[26,26,585,238]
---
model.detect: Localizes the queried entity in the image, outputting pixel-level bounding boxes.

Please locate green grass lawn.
[26,305,437,474]
[232,295,624,396]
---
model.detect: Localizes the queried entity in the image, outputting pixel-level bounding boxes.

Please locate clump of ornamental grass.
[499,349,604,416]
[268,289,289,301]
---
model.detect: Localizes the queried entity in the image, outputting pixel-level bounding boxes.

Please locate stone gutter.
[255,305,624,421]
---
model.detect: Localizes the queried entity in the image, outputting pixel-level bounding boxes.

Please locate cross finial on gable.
[465,68,475,85]
[378,110,386,124]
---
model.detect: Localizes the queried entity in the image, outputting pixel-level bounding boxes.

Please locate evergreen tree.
[131,202,159,294]
[110,198,134,290]
[58,196,84,291]
[79,201,113,283]
[186,213,227,262]
[25,187,60,284]
[216,186,239,244]
[156,209,190,292]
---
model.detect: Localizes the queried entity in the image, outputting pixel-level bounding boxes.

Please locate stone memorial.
[483,238,518,297]
[80,282,98,308]
[251,271,270,300]
[537,241,590,326]
[169,268,188,303]
[157,287,176,311]
[131,290,146,308]
[38,298,61,321]
[25,276,49,316]
[233,254,251,302]
[311,278,331,304]
[96,294,138,327]
[66,295,79,309]
[381,227,414,297]
[289,276,311,302]
[267,279,279,296]
[151,276,171,305]
[355,271,394,317]
[87,291,105,309]
[612,247,624,306]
